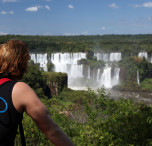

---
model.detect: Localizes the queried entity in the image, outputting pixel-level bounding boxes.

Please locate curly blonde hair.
[0,39,30,80]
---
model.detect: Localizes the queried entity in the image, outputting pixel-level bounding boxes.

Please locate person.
[0,39,74,146]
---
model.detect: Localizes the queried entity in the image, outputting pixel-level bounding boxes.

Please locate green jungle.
[1,34,152,145]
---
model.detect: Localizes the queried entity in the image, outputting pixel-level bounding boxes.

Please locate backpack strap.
[0,78,26,146]
[19,120,26,146]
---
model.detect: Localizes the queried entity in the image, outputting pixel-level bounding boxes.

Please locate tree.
[21,61,47,98]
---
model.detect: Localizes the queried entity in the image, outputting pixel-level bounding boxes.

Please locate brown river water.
[106,89,152,105]
[72,86,152,105]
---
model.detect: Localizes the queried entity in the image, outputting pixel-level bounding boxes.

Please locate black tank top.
[0,81,23,146]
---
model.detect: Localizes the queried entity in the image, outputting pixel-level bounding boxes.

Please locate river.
[106,89,152,105]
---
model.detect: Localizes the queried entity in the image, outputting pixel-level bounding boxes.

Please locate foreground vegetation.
[15,87,152,146]
[14,63,152,146]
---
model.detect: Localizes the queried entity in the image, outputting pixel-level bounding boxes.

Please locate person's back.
[0,40,74,146]
[0,80,22,146]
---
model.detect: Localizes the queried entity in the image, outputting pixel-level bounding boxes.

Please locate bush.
[15,87,152,146]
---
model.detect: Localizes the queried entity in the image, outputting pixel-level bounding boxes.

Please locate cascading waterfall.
[30,52,120,90]
[100,67,112,88]
[50,53,86,77]
[50,53,121,89]
[94,53,109,62]
[109,53,121,61]
[94,52,121,62]
[98,67,120,88]
[97,69,101,81]
[137,70,140,85]
[138,52,148,59]
[112,68,120,86]
[30,53,48,71]
[88,67,91,79]
[50,53,86,89]
[29,51,152,91]
[138,52,152,63]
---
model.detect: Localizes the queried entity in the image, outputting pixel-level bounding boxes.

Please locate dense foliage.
[20,61,48,99]
[112,56,152,91]
[15,87,152,146]
[21,61,68,98]
[138,58,152,82]
[77,58,105,69]
[82,88,152,145]
[1,34,152,53]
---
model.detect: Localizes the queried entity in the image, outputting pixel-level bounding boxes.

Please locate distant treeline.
[0,34,152,53]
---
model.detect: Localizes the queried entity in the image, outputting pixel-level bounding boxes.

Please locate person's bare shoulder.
[12,82,46,116]
[13,82,34,94]
[12,82,31,113]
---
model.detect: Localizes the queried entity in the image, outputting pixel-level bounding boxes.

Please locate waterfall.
[112,68,120,86]
[94,53,109,62]
[30,53,48,71]
[50,53,86,76]
[109,53,121,61]
[94,52,121,62]
[30,52,120,90]
[99,67,120,88]
[50,53,86,88]
[97,69,101,81]
[100,67,112,88]
[30,54,36,62]
[150,54,152,63]
[138,52,148,59]
[88,66,91,79]
[137,70,140,85]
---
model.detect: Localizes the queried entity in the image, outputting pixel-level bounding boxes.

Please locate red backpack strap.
[0,78,12,85]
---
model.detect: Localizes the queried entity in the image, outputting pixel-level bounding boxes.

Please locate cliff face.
[43,72,68,97]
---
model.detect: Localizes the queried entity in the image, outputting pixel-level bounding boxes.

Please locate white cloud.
[0,11,7,15]
[0,31,8,35]
[0,10,14,15]
[43,32,52,35]
[25,5,50,12]
[109,3,119,9]
[68,4,74,9]
[9,11,14,14]
[64,31,89,36]
[143,2,152,7]
[101,27,106,30]
[2,0,16,2]
[25,6,42,12]
[45,5,50,10]
[64,32,79,36]
[82,31,88,35]
[25,6,38,12]
[134,2,152,8]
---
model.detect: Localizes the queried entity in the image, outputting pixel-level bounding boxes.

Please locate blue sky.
[0,0,152,35]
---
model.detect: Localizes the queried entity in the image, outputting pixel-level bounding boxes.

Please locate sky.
[0,0,152,36]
